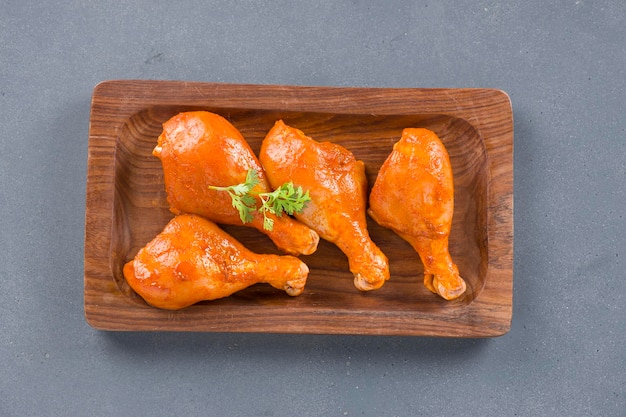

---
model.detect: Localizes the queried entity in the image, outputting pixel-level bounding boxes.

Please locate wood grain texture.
[85,80,513,336]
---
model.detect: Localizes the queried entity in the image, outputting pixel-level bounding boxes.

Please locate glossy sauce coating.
[260,120,389,291]
[153,111,319,256]
[368,128,466,300]
[123,214,309,310]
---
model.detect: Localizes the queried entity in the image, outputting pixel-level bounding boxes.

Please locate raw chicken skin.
[123,214,309,310]
[368,128,466,300]
[259,120,389,291]
[153,111,319,256]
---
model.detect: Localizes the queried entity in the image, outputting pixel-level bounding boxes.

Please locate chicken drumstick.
[123,214,309,310]
[368,128,466,300]
[154,111,319,256]
[259,120,389,291]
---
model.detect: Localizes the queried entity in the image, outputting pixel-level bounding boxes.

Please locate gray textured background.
[1,1,624,416]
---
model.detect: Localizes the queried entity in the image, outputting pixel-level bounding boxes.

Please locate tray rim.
[85,80,514,337]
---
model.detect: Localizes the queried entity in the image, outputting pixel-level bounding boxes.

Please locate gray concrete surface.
[1,1,624,415]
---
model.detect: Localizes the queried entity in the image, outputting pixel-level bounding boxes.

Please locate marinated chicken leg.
[123,214,309,310]
[153,111,319,256]
[368,128,466,300]
[259,120,389,291]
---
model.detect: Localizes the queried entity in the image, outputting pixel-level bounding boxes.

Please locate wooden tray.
[85,80,513,336]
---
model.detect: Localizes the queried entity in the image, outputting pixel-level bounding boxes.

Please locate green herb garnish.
[209,168,310,231]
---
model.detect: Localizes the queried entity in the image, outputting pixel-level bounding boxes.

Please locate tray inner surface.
[111,106,489,313]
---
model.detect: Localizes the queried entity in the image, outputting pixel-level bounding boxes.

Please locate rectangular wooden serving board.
[85,80,513,336]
